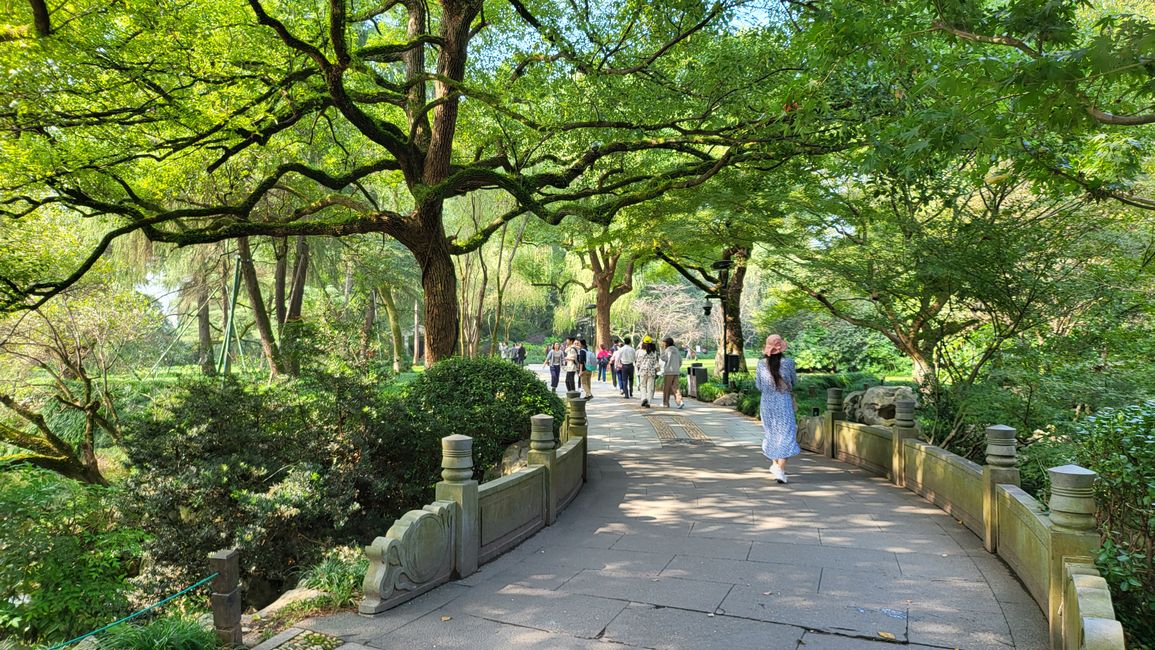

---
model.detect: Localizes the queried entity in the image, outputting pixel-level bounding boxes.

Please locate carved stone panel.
[359,500,456,615]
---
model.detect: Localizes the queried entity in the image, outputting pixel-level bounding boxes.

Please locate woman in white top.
[635,337,660,407]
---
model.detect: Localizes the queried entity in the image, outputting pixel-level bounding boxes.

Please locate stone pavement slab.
[293,368,1046,649]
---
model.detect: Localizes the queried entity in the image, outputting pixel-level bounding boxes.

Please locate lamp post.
[710,259,734,388]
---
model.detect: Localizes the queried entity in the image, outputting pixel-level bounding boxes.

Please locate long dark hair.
[642,341,656,354]
[766,352,786,391]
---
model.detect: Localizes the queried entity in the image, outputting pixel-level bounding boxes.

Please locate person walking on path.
[563,337,580,393]
[596,343,611,382]
[660,337,685,409]
[578,339,595,399]
[515,343,527,367]
[757,334,800,484]
[610,342,622,393]
[543,342,563,392]
[617,336,636,398]
[635,337,660,407]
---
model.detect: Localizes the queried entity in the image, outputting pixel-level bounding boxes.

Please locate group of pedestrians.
[542,332,802,486]
[543,337,595,399]
[499,342,526,366]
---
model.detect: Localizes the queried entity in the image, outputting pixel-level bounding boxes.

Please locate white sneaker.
[769,465,783,482]
[778,471,789,485]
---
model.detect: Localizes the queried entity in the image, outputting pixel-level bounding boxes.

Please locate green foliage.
[119,359,562,604]
[788,321,909,376]
[0,469,144,643]
[296,546,369,609]
[1071,402,1155,648]
[402,357,564,474]
[99,616,217,650]
[120,373,381,600]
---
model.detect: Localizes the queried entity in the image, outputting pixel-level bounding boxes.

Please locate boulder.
[842,391,865,423]
[713,393,738,407]
[858,386,918,426]
[256,587,327,617]
[483,439,531,481]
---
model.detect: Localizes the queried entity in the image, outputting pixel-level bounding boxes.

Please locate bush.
[402,357,564,475]
[1071,401,1155,648]
[120,360,562,608]
[121,373,372,605]
[0,469,144,643]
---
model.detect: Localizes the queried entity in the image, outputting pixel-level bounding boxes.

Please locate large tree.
[0,0,831,362]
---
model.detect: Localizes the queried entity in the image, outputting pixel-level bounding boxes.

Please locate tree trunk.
[589,248,634,349]
[273,237,288,327]
[281,236,308,374]
[412,298,421,365]
[287,236,308,322]
[714,247,750,374]
[381,286,405,373]
[418,238,459,365]
[237,237,285,376]
[361,288,377,362]
[196,278,216,376]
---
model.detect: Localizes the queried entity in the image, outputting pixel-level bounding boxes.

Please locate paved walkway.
[292,370,1047,649]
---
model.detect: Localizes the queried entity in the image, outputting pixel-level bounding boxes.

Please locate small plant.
[297,546,369,608]
[100,616,217,650]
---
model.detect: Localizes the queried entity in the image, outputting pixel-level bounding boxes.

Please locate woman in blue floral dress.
[756,334,800,484]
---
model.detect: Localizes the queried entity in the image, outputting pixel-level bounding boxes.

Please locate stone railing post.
[890,399,918,487]
[562,390,582,442]
[982,425,1020,553]
[1047,465,1100,649]
[435,434,478,578]
[821,388,842,458]
[528,414,558,525]
[208,549,241,646]
[565,393,588,480]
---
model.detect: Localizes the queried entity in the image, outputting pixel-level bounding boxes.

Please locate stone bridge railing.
[801,389,1127,650]
[359,392,588,615]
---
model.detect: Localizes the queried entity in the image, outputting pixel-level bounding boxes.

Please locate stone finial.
[566,394,587,422]
[1048,465,1097,532]
[530,414,556,451]
[895,399,916,429]
[826,388,843,415]
[984,425,1017,468]
[441,434,474,482]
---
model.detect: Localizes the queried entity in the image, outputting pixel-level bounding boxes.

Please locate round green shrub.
[402,357,564,477]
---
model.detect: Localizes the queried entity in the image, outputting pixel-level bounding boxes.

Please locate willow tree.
[0,0,832,362]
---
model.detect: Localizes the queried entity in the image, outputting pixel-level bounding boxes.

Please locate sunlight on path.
[289,368,1047,649]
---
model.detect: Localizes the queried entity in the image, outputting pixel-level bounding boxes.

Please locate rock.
[858,386,918,426]
[256,587,327,618]
[842,391,865,423]
[483,439,530,481]
[713,393,738,407]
